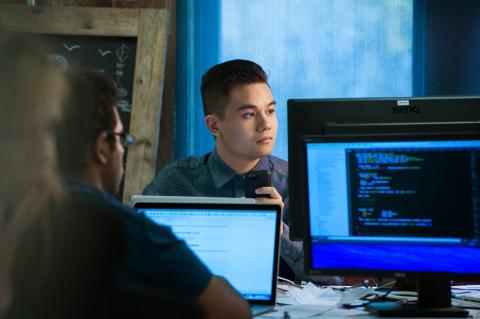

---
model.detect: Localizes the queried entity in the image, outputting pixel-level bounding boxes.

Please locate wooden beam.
[123,8,169,203]
[156,0,176,171]
[0,4,139,36]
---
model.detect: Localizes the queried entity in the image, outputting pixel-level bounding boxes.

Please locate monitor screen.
[288,97,480,240]
[136,204,280,301]
[303,133,480,278]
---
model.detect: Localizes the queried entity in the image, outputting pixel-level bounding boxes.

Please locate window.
[176,0,413,160]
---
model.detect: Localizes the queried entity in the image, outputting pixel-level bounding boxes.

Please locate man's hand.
[254,186,284,234]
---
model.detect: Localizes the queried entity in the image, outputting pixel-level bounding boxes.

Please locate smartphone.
[245,170,271,198]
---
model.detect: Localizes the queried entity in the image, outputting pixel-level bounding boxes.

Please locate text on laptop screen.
[306,138,480,274]
[137,208,277,300]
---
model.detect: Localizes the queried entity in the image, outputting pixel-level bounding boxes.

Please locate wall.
[2,0,176,171]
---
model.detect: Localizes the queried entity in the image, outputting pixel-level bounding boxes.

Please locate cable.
[375,280,397,290]
[370,278,379,288]
[355,281,398,307]
[342,280,418,309]
[277,276,302,288]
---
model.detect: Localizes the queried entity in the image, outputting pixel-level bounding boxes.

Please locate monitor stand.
[366,279,469,317]
[395,278,417,291]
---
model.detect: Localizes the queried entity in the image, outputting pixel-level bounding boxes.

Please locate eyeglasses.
[107,131,136,148]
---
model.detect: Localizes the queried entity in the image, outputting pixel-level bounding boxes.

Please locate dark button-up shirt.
[143,150,313,280]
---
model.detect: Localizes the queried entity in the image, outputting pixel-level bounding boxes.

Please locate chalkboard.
[0,4,170,203]
[41,34,137,132]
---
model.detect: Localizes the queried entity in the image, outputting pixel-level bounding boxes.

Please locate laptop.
[131,195,255,207]
[133,201,282,316]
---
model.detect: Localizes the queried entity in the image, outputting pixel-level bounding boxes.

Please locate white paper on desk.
[277,284,303,305]
[289,283,340,306]
[261,305,334,318]
[327,307,370,317]
[276,294,298,305]
[453,285,480,290]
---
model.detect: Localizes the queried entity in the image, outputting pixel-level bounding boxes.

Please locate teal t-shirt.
[67,180,212,301]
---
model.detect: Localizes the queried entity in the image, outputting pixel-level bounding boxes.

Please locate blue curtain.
[413,0,480,96]
[176,0,413,160]
[176,0,220,159]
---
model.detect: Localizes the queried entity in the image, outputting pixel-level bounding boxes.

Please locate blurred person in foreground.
[0,34,125,319]
[0,34,206,319]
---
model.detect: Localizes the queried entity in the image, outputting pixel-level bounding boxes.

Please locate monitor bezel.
[302,131,480,279]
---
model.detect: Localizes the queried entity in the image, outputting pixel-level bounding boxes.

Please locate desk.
[258,284,480,319]
[259,306,479,319]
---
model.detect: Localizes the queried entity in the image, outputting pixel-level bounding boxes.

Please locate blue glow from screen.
[311,243,480,273]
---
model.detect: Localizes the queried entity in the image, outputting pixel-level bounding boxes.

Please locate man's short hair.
[56,70,118,177]
[201,59,268,118]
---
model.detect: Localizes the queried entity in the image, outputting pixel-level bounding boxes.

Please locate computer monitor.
[301,132,480,317]
[288,96,480,240]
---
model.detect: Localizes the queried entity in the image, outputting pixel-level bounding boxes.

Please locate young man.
[144,59,311,281]
[56,70,251,319]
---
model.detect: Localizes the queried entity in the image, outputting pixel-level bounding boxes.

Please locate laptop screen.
[136,203,280,301]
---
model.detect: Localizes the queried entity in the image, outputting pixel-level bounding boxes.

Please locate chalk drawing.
[63,43,80,52]
[114,43,131,112]
[48,54,69,72]
[98,49,112,56]
[117,100,131,112]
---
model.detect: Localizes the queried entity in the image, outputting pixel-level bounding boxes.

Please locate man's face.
[214,82,278,162]
[105,107,125,195]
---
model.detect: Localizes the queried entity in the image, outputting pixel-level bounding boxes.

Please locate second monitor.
[287,96,480,240]
[301,132,480,317]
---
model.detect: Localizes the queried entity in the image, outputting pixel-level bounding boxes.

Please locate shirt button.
[284,249,290,255]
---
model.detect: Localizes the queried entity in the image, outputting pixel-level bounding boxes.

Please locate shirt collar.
[208,149,270,188]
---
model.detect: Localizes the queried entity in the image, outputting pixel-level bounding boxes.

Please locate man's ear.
[92,132,110,165]
[205,114,221,136]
